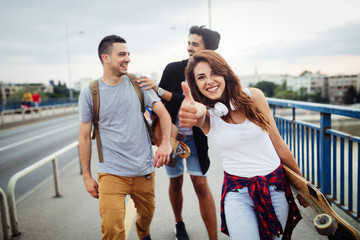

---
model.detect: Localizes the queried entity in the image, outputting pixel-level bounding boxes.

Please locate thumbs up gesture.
[179,82,207,128]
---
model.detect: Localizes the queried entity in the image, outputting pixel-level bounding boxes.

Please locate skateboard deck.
[153,119,190,167]
[283,164,360,239]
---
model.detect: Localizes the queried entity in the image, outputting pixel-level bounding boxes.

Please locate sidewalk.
[7,145,329,240]
[11,153,101,240]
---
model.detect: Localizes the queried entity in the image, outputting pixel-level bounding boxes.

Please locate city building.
[327,74,360,104]
[74,78,92,91]
[239,73,285,88]
[286,74,311,93]
[309,72,328,97]
[238,70,360,104]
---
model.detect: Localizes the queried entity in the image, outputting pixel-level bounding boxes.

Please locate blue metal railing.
[267,98,360,222]
[1,98,78,111]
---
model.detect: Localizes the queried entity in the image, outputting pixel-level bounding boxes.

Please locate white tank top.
[206,89,280,178]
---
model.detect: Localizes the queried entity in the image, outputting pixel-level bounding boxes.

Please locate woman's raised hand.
[179,82,200,128]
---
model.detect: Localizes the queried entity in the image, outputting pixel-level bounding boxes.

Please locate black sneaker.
[175,221,189,240]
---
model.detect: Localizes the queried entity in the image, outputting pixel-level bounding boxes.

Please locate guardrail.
[6,141,79,237]
[0,188,10,240]
[1,99,78,111]
[267,98,360,223]
[0,103,78,125]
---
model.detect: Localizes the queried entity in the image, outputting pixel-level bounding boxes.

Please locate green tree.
[45,81,70,98]
[273,89,298,100]
[273,81,286,96]
[255,81,277,97]
[343,86,358,105]
[297,87,308,101]
[8,89,27,100]
[299,70,312,76]
[308,91,324,103]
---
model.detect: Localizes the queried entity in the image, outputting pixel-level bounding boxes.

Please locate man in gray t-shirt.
[78,35,171,240]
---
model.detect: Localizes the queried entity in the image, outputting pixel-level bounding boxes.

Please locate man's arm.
[137,76,173,102]
[137,62,186,105]
[151,101,171,168]
[79,121,99,199]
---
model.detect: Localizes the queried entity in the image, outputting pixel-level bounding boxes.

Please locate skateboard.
[152,117,190,167]
[283,164,360,240]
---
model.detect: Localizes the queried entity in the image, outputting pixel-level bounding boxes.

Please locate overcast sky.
[0,0,359,87]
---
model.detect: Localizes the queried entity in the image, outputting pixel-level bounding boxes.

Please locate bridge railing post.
[52,158,61,198]
[319,112,331,194]
[6,141,78,236]
[0,188,11,240]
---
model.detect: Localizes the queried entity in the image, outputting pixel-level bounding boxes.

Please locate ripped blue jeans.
[224,185,289,240]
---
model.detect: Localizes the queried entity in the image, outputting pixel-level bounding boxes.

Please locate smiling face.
[194,61,225,100]
[103,42,131,77]
[187,34,206,57]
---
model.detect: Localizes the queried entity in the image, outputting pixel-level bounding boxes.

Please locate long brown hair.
[185,50,270,132]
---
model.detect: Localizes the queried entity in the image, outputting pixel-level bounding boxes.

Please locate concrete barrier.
[1,104,78,125]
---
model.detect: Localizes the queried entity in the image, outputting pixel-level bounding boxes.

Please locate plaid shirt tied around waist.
[220,164,302,240]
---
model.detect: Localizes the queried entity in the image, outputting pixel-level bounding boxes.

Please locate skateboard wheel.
[313,214,336,236]
[176,132,186,142]
[178,142,191,159]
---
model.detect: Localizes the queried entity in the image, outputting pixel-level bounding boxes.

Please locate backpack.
[90,73,157,162]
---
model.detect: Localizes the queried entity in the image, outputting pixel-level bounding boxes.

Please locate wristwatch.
[157,87,165,97]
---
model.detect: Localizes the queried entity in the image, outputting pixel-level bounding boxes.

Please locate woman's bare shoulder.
[247,87,266,102]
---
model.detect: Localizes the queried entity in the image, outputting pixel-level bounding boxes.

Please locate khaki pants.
[98,172,155,240]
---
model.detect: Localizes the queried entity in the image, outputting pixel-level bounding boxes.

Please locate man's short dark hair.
[189,25,221,50]
[98,35,126,63]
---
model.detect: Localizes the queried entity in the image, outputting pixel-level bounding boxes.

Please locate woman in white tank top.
[178,50,308,240]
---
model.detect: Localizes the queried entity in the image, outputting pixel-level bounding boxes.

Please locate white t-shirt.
[206,89,280,178]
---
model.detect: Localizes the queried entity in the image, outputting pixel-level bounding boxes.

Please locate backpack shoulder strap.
[90,79,103,163]
[127,73,157,144]
[127,73,145,113]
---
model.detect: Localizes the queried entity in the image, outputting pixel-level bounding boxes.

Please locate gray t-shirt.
[78,76,160,177]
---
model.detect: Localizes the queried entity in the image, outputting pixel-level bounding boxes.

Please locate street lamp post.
[65,25,83,101]
[208,0,212,29]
